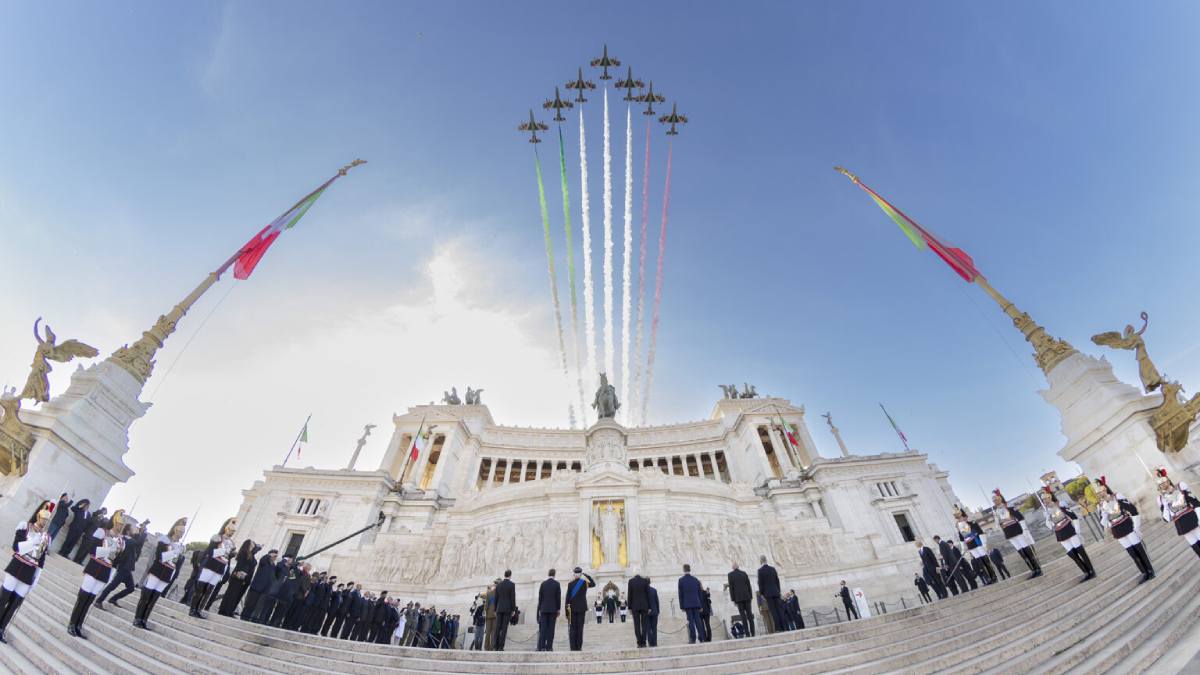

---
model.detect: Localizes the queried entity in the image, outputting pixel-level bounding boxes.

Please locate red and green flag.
[835,167,981,283]
[879,403,910,451]
[409,416,427,462]
[220,160,366,280]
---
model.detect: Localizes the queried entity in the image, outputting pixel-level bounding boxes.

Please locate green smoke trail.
[535,147,575,427]
[559,127,586,423]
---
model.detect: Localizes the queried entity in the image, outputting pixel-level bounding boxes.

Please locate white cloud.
[103,237,570,540]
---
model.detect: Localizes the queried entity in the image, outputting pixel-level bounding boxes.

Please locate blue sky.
[2,2,1199,537]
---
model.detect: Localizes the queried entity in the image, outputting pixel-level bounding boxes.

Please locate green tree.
[1021,494,1040,512]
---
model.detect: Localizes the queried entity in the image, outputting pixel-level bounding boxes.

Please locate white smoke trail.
[602,90,615,384]
[642,140,673,423]
[620,105,633,425]
[579,108,598,401]
[630,121,651,425]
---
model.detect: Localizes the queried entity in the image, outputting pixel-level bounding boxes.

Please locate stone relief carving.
[368,520,579,584]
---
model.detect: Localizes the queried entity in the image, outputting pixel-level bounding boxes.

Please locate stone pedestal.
[0,361,147,527]
[1045,352,1188,505]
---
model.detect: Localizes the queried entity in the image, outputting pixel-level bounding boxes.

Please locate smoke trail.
[642,140,673,423]
[602,90,615,383]
[534,148,575,427]
[579,108,598,399]
[558,126,587,427]
[630,121,651,425]
[620,105,633,425]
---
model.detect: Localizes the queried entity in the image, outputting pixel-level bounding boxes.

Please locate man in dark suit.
[536,569,561,651]
[57,499,91,558]
[97,522,147,609]
[700,587,714,642]
[646,579,660,647]
[914,574,932,603]
[989,547,1011,580]
[72,507,108,563]
[48,493,72,541]
[242,550,276,621]
[934,536,970,595]
[677,563,704,644]
[837,580,859,620]
[626,570,651,647]
[493,570,517,651]
[916,540,948,599]
[757,555,786,633]
[563,566,595,651]
[322,583,344,636]
[785,590,804,629]
[254,555,291,623]
[334,583,358,638]
[726,562,755,637]
[372,591,391,643]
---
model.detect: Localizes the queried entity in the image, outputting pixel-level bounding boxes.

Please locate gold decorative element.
[1091,313,1200,453]
[1091,312,1161,392]
[20,318,99,403]
[108,272,220,384]
[590,499,627,568]
[0,387,33,477]
[975,277,1077,375]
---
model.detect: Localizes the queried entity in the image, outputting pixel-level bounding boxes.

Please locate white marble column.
[486,458,497,486]
[707,451,720,481]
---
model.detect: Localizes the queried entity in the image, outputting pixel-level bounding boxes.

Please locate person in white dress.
[1041,487,1096,582]
[991,490,1042,578]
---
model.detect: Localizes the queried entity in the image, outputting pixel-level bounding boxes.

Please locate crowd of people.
[0,469,1196,650]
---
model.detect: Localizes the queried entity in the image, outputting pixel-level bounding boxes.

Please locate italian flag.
[835,167,981,283]
[226,160,365,280]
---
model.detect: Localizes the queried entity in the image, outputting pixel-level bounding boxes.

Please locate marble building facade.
[233,397,962,619]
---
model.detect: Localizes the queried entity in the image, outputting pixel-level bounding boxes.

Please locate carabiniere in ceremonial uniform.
[0,500,55,644]
[69,509,126,638]
[1156,467,1200,560]
[134,517,187,630]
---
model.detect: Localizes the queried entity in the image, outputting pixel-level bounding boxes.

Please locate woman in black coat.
[218,539,261,617]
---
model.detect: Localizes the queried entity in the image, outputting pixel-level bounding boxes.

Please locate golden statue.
[19,318,99,403]
[1091,312,1161,393]
[0,387,33,476]
[1091,312,1200,453]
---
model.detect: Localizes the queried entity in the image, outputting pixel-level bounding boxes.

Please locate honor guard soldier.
[0,501,55,643]
[190,517,237,618]
[1097,476,1155,583]
[954,505,997,585]
[1155,468,1200,560]
[69,510,125,638]
[134,517,187,629]
[1042,487,1096,581]
[992,490,1042,578]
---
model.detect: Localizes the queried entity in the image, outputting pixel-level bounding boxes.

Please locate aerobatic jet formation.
[612,66,645,101]
[590,44,620,80]
[518,110,549,143]
[658,102,688,135]
[543,87,574,122]
[635,81,665,116]
[565,67,597,103]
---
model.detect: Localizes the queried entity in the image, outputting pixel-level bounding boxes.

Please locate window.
[477,458,492,489]
[891,481,900,496]
[540,461,552,479]
[419,434,446,490]
[284,532,305,558]
[296,498,322,515]
[570,461,582,472]
[758,426,783,479]
[894,513,916,542]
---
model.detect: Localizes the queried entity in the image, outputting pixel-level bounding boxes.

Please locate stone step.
[920,536,1196,675]
[39,543,1099,675]
[7,521,1193,675]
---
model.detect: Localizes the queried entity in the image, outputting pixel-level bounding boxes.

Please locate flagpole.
[772,405,802,469]
[396,414,428,487]
[282,414,312,468]
[106,160,367,386]
[879,403,911,452]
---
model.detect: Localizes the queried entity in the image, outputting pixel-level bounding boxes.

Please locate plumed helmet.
[169,517,188,541]
[109,509,126,532]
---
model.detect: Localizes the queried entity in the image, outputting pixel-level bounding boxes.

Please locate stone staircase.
[0,520,1196,674]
